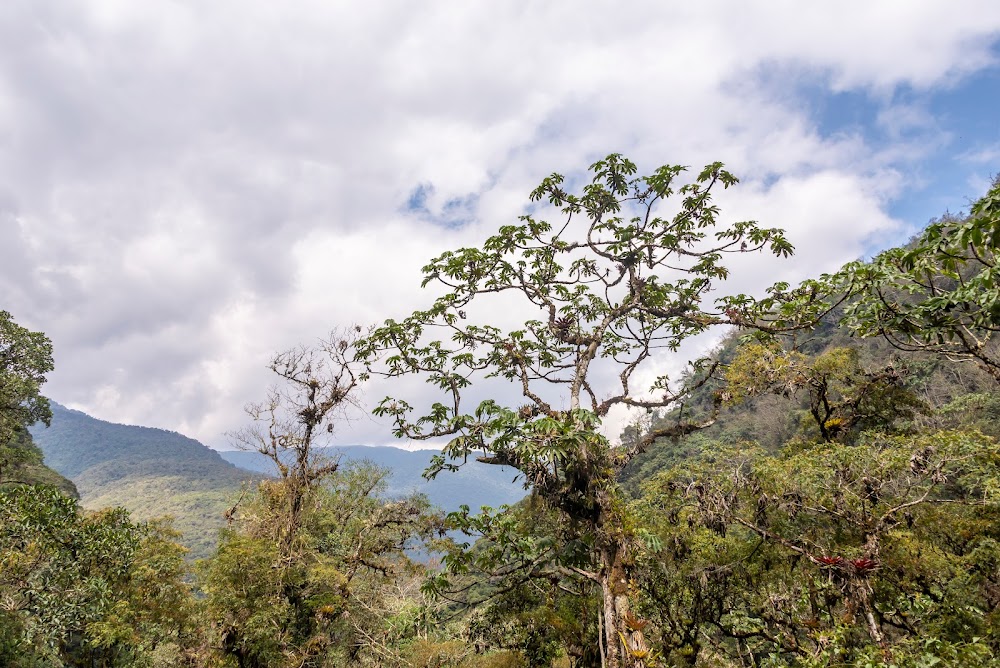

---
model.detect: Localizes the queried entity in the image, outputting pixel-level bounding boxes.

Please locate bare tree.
[229,326,364,553]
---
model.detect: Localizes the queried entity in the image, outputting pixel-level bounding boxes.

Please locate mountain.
[29,403,528,558]
[221,447,527,513]
[30,403,256,558]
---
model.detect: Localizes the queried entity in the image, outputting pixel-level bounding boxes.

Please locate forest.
[2,155,999,667]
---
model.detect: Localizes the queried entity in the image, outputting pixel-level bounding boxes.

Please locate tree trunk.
[853,579,890,661]
[600,545,649,668]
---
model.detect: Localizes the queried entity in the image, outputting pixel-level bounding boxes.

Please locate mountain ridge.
[29,403,527,557]
[30,402,256,557]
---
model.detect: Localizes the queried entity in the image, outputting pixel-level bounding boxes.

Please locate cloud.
[960,143,1000,165]
[1,1,999,447]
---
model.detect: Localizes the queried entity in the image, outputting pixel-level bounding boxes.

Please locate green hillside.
[621,315,1000,495]
[30,403,256,558]
[28,403,526,558]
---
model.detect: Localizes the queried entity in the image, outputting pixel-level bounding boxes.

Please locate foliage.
[834,178,1000,381]
[200,461,439,667]
[402,640,525,667]
[427,497,602,666]
[0,485,194,667]
[0,310,53,444]
[724,343,925,443]
[0,311,75,494]
[229,329,368,552]
[934,391,1000,438]
[621,313,997,496]
[635,429,1000,665]
[200,332,443,667]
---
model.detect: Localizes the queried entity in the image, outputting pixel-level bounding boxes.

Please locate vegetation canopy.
[0,311,76,496]
[828,178,1000,381]
[0,310,53,443]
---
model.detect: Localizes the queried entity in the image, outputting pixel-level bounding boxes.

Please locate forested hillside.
[30,402,256,558]
[620,314,1000,494]
[1,428,78,498]
[1,159,998,667]
[24,403,525,557]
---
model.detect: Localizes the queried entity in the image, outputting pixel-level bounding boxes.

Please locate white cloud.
[960,143,1000,165]
[2,1,999,447]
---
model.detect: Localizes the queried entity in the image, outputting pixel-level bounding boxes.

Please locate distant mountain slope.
[33,403,241,480]
[221,446,527,513]
[29,404,528,558]
[30,403,255,558]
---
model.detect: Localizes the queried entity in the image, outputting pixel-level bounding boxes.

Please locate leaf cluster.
[832,179,1000,381]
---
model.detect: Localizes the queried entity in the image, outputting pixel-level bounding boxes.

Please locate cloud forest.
[3,156,1000,667]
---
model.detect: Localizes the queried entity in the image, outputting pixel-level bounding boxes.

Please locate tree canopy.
[0,310,53,443]
[833,178,1000,381]
[0,310,74,494]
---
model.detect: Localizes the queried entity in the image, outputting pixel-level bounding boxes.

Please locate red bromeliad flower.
[816,556,844,567]
[850,558,878,572]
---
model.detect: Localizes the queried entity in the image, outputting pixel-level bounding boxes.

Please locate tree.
[202,331,440,667]
[0,311,53,441]
[834,178,1000,382]
[0,310,55,485]
[430,497,603,666]
[228,329,364,556]
[724,343,924,443]
[636,429,1000,666]
[360,154,797,667]
[0,486,194,667]
[202,464,439,668]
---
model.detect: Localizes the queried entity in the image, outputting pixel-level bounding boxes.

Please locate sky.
[2,1,1000,450]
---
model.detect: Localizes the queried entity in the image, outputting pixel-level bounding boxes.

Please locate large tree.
[360,154,797,667]
[0,310,54,483]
